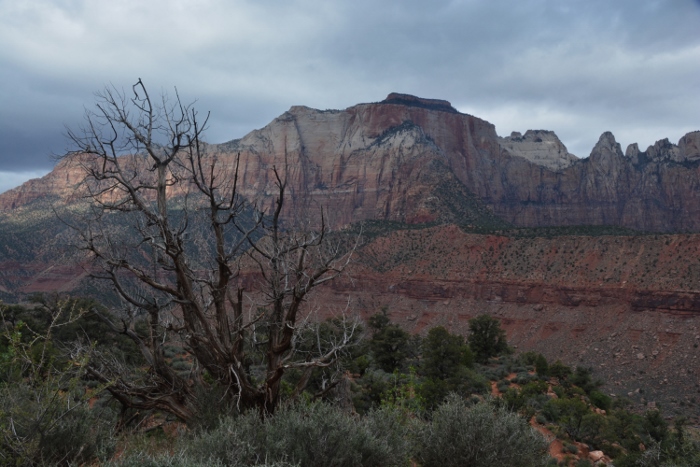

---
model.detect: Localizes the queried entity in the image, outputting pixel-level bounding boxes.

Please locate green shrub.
[189,383,239,431]
[549,360,572,380]
[643,409,668,443]
[368,311,411,373]
[108,451,295,467]
[563,442,578,454]
[571,367,598,394]
[0,379,117,466]
[542,398,589,439]
[163,346,179,359]
[521,380,548,397]
[553,385,565,398]
[379,368,423,413]
[525,394,550,412]
[515,372,533,384]
[418,326,482,410]
[467,315,509,363]
[349,354,370,376]
[183,401,410,467]
[534,354,549,377]
[589,390,612,411]
[171,360,191,371]
[352,369,391,414]
[421,327,473,378]
[418,367,488,410]
[414,395,548,467]
[500,387,526,411]
[579,412,607,446]
[175,413,262,466]
[0,303,117,466]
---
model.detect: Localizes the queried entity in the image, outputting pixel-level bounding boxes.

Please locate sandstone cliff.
[2,94,699,233]
[487,130,700,232]
[208,94,700,232]
[0,157,87,211]
[188,97,700,233]
[211,93,504,228]
[498,130,579,171]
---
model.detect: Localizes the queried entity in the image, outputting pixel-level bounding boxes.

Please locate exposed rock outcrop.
[481,130,700,232]
[209,96,700,232]
[498,130,578,171]
[626,130,700,165]
[0,157,87,211]
[212,94,504,227]
[2,94,699,233]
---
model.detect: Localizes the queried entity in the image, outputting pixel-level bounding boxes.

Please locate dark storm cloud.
[1,0,698,193]
[312,0,700,155]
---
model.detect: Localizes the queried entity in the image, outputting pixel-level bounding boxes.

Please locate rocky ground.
[307,224,700,423]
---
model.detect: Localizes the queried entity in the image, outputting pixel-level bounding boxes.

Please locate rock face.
[626,132,700,164]
[489,130,700,232]
[206,96,700,232]
[498,130,579,171]
[0,157,87,210]
[212,93,503,227]
[2,94,699,233]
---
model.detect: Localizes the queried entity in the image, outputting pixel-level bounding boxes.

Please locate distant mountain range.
[1,93,699,420]
[2,92,699,232]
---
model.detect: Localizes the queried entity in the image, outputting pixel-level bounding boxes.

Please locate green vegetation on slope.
[2,299,699,466]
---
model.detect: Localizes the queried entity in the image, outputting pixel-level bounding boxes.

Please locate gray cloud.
[1,0,698,192]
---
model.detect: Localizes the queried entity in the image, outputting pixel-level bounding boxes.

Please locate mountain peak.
[498,129,578,171]
[588,131,624,163]
[380,93,459,114]
[624,131,700,165]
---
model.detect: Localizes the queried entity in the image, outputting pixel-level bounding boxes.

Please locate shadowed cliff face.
[486,130,700,232]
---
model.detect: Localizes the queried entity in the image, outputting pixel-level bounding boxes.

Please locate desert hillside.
[1,93,699,420]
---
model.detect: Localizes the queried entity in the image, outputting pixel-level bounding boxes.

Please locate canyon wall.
[210,94,700,232]
[2,93,699,232]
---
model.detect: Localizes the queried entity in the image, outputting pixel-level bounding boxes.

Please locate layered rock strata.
[2,94,700,233]
[305,225,700,421]
[499,130,579,171]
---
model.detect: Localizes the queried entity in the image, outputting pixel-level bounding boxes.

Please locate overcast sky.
[1,0,699,194]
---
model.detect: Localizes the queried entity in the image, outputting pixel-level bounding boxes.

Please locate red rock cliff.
[212,97,700,232]
[2,94,699,233]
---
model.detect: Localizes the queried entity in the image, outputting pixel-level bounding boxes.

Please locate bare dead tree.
[62,79,358,423]
[245,167,360,413]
